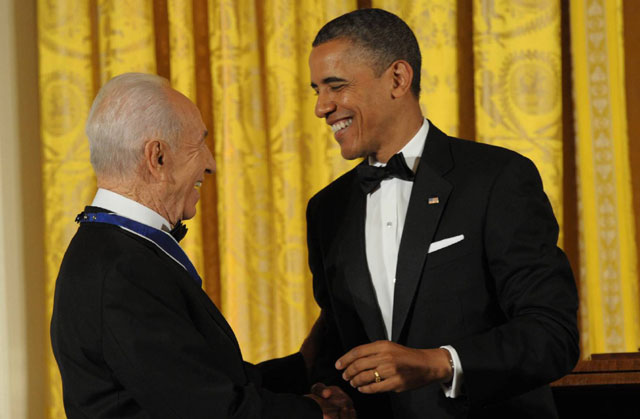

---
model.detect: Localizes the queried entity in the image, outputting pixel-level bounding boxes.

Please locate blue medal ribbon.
[78,212,202,287]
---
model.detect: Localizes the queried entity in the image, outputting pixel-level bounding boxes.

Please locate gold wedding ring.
[373,370,381,383]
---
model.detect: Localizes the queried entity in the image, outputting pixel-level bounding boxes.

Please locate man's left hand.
[335,341,452,393]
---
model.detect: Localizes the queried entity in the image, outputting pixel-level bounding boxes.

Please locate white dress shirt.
[364,119,463,398]
[91,188,173,234]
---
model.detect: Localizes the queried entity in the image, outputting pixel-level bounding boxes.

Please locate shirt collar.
[91,188,172,232]
[368,118,430,172]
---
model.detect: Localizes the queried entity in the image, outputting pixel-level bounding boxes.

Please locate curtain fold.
[570,0,640,355]
[39,1,95,416]
[373,0,460,136]
[95,0,156,82]
[208,0,356,362]
[472,0,565,244]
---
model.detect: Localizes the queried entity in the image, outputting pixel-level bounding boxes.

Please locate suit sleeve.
[101,256,321,419]
[452,155,580,407]
[252,352,310,394]
[306,196,352,387]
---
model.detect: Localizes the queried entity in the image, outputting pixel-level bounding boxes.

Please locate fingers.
[308,389,357,418]
[341,354,384,381]
[327,386,354,408]
[355,375,400,394]
[335,341,387,370]
[311,382,331,398]
[335,343,442,394]
[311,383,355,409]
[345,365,394,390]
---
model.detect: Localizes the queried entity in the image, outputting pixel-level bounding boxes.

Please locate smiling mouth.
[331,118,352,134]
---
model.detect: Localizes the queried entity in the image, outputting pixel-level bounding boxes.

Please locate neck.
[374,104,424,163]
[97,177,174,226]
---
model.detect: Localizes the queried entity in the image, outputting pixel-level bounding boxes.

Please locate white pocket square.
[428,234,464,254]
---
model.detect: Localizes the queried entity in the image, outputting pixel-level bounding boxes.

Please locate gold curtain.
[39,2,95,416]
[472,0,564,243]
[208,0,355,362]
[570,0,640,355]
[372,0,460,136]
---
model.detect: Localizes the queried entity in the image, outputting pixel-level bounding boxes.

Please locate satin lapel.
[391,123,454,342]
[340,169,388,342]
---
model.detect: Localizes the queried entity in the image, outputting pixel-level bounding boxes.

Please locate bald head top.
[86,72,188,180]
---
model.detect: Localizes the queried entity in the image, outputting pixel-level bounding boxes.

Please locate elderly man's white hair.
[86,72,185,178]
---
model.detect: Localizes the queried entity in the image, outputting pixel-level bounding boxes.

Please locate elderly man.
[305,8,579,418]
[50,73,352,418]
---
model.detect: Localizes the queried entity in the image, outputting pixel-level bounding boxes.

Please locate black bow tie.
[356,152,415,194]
[170,221,188,242]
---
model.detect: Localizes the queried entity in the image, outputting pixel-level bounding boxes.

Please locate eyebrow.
[310,76,348,89]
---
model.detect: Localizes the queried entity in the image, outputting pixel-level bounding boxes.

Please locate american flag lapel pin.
[428,196,439,205]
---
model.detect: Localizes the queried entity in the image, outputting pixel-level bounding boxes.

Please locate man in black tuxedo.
[50,72,354,418]
[306,9,579,418]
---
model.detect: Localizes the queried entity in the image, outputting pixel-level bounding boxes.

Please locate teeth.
[331,118,352,133]
[195,181,202,188]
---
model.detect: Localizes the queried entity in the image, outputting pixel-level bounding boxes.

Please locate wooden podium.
[551,352,640,417]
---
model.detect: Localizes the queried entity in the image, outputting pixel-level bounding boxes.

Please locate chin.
[340,148,364,161]
[182,210,196,221]
[181,205,197,221]
[339,138,366,161]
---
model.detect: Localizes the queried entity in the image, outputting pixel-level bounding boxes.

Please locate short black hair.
[312,8,422,98]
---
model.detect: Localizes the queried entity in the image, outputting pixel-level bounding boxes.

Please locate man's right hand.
[306,384,356,419]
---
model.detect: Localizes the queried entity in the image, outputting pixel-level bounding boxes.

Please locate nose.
[314,90,336,119]
[204,144,215,175]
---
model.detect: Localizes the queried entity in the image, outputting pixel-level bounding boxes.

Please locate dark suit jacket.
[51,208,321,418]
[306,122,580,418]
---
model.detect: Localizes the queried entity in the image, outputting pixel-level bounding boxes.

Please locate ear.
[389,60,414,99]
[143,139,170,181]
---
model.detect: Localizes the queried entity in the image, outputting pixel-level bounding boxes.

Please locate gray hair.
[86,72,184,178]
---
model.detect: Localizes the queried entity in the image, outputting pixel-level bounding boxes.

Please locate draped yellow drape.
[570,0,640,355]
[39,2,95,416]
[472,0,564,244]
[208,0,356,362]
[372,0,460,136]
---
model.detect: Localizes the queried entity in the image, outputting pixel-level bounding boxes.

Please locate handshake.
[306,383,356,419]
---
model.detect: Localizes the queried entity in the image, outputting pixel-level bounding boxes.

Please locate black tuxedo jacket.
[51,207,321,418]
[306,122,579,418]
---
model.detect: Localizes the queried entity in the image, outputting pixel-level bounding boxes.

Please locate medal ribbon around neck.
[77,212,202,287]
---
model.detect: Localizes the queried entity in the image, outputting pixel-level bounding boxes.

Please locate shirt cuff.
[439,345,464,398]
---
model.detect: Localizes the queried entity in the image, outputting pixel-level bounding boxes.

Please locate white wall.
[0,0,46,417]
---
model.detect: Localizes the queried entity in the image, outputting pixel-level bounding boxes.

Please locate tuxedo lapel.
[339,169,388,342]
[392,123,454,342]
